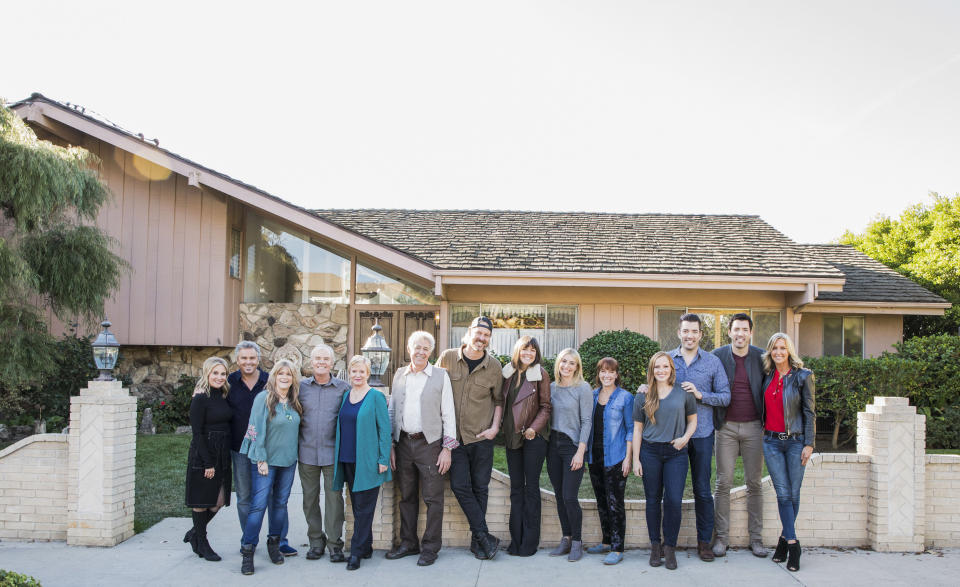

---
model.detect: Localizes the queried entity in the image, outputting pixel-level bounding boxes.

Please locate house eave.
[803,301,951,315]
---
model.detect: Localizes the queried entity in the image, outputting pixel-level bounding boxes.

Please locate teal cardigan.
[333,388,393,492]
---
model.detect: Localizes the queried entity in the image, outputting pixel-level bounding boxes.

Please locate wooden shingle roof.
[312,209,844,279]
[804,244,948,304]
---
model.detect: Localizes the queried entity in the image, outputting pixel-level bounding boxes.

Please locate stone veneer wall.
[113,302,350,402]
[238,302,349,372]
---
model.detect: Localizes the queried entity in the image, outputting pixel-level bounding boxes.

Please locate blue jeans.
[231,451,252,530]
[763,436,806,541]
[640,441,688,547]
[688,434,715,543]
[241,461,297,547]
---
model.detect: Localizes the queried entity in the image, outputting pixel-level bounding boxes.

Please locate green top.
[240,391,301,467]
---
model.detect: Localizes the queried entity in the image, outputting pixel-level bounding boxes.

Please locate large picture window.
[656,308,782,352]
[243,212,351,304]
[823,315,864,357]
[449,303,578,357]
[355,263,438,305]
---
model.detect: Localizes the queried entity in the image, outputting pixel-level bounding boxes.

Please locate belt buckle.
[777,432,789,440]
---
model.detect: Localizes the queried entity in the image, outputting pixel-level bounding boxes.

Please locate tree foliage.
[0,99,126,406]
[840,192,960,337]
[578,329,660,392]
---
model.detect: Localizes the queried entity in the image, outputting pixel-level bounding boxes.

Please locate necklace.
[772,372,785,396]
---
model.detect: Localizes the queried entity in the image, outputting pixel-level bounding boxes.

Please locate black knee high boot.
[193,510,221,562]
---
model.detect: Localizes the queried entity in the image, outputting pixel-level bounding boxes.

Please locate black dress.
[184,389,233,508]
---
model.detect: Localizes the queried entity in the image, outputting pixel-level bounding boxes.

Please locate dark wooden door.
[354,308,438,387]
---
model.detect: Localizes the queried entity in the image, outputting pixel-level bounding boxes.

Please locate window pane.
[843,316,864,358]
[698,312,717,352]
[243,213,350,303]
[484,304,545,357]
[355,263,438,305]
[823,315,843,356]
[449,303,480,349]
[657,309,683,351]
[229,229,242,279]
[545,305,578,358]
[752,311,781,349]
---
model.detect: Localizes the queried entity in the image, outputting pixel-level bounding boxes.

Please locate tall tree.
[840,192,960,337]
[0,99,126,413]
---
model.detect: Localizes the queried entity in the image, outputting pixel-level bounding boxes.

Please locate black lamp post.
[92,320,120,381]
[361,318,392,387]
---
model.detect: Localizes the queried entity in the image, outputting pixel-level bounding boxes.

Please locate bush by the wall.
[0,569,43,587]
[578,330,660,393]
[137,375,195,433]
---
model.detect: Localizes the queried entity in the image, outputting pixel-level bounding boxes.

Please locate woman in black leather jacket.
[760,332,814,573]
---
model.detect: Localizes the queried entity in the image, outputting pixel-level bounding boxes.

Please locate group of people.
[184,311,815,574]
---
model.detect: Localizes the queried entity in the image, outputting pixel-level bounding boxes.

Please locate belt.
[764,430,801,440]
[402,431,425,440]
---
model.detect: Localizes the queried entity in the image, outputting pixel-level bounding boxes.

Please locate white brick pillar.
[67,380,137,546]
[857,396,926,552]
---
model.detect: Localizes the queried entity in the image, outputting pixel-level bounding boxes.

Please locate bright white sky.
[5,0,959,243]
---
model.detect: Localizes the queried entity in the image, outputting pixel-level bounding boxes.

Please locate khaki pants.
[298,462,345,548]
[714,419,764,542]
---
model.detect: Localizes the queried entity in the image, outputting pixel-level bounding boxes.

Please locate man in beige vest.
[386,331,458,567]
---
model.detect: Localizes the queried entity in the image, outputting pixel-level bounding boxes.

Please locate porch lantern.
[92,320,120,381]
[361,318,392,387]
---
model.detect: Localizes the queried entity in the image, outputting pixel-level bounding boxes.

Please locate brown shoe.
[698,541,715,562]
[649,542,663,567]
[663,545,678,570]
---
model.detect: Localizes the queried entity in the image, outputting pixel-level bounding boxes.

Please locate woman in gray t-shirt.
[631,351,697,571]
[545,348,593,562]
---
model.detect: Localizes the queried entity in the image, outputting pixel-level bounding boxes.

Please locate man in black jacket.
[711,313,768,558]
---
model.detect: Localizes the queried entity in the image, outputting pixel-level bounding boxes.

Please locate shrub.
[0,569,42,587]
[578,330,660,393]
[138,375,195,433]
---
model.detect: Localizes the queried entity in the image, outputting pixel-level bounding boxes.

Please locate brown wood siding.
[43,140,234,346]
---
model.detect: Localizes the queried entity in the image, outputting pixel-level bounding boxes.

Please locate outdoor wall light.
[92,320,120,381]
[361,318,391,387]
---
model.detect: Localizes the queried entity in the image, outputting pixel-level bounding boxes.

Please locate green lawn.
[493,445,766,500]
[927,449,960,455]
[135,433,191,533]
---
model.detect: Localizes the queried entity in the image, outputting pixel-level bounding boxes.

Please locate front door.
[354,308,439,386]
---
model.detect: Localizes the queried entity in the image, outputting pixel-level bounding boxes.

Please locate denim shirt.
[585,386,634,467]
[670,347,731,438]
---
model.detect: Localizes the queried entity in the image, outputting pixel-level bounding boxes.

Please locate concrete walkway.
[2,475,959,586]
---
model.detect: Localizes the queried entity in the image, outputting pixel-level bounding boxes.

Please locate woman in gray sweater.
[546,348,593,562]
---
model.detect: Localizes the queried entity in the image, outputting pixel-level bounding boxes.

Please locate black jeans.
[505,435,547,555]
[546,432,584,541]
[449,439,494,535]
[341,462,380,557]
[588,459,627,552]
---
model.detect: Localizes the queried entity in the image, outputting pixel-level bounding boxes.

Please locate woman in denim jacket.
[584,357,634,565]
[760,333,815,573]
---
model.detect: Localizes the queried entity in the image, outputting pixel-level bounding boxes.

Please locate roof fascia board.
[436,270,845,292]
[15,101,436,283]
[805,301,950,315]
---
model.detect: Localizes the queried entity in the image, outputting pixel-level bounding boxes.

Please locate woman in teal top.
[333,355,392,571]
[239,359,302,576]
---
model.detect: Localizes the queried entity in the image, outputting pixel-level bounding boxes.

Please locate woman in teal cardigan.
[333,354,392,571]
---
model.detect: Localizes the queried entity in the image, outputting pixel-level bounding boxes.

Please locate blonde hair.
[266,359,303,419]
[762,332,804,373]
[554,348,585,385]
[195,357,230,398]
[643,352,677,426]
[347,355,372,379]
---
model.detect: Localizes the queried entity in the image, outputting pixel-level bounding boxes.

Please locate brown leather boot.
[649,542,663,567]
[698,541,715,562]
[663,545,678,570]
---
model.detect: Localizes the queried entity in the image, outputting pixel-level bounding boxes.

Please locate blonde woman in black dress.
[184,356,233,562]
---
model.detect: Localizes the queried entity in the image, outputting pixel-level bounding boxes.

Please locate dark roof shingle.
[313,209,843,279]
[804,245,948,304]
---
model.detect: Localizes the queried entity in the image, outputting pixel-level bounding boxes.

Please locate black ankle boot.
[786,541,801,572]
[480,533,500,560]
[267,535,284,564]
[241,544,255,575]
[772,536,788,563]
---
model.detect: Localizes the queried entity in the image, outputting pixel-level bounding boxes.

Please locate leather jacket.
[760,367,816,447]
[501,363,551,438]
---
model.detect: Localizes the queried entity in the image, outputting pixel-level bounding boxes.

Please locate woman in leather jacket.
[760,332,815,573]
[501,336,552,556]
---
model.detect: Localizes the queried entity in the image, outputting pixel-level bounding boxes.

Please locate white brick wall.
[0,434,69,541]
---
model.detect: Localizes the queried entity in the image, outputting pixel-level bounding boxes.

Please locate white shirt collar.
[404,362,434,377]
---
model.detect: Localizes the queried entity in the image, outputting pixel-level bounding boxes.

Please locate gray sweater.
[549,381,594,445]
